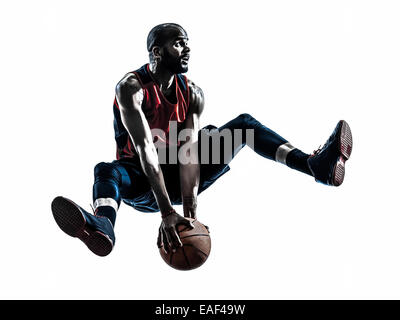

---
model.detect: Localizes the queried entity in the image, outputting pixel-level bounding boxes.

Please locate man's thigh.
[111,158,151,200]
[197,125,232,194]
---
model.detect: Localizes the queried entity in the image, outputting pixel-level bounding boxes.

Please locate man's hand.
[183,195,197,219]
[157,210,194,253]
[182,196,210,233]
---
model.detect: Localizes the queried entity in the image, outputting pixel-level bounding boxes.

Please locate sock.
[95,206,117,227]
[286,148,313,176]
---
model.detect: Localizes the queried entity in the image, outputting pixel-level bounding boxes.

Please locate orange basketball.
[159,218,211,270]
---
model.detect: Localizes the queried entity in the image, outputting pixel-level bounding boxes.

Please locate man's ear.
[152,46,162,61]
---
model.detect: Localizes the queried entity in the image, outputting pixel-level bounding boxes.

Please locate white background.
[0,0,399,299]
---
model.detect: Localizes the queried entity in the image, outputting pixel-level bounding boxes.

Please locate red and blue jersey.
[113,64,190,160]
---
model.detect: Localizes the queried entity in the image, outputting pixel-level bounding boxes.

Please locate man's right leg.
[51,161,132,256]
[92,162,123,227]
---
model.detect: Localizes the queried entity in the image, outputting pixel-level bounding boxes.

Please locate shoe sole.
[332,120,353,186]
[51,196,113,257]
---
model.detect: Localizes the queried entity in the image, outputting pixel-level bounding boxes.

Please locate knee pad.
[94,162,122,185]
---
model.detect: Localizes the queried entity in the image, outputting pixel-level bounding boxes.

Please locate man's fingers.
[161,230,169,254]
[183,207,190,218]
[162,229,170,254]
[169,227,182,250]
[158,227,169,254]
[165,228,177,251]
[164,228,172,245]
[157,228,162,248]
[177,215,195,228]
[184,218,195,229]
[188,209,196,219]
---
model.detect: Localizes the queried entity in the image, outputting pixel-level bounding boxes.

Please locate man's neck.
[149,63,175,92]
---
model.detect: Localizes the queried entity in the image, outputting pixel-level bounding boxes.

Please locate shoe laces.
[312,144,323,156]
[312,136,332,156]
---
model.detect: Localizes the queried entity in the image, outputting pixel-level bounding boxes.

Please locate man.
[51,23,352,257]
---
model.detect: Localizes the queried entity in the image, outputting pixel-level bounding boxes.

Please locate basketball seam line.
[180,234,210,240]
[183,243,209,257]
[182,246,191,268]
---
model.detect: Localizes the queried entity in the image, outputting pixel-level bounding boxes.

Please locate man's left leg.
[198,113,352,186]
[199,113,311,173]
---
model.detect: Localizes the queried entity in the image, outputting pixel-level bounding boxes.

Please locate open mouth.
[181,55,190,63]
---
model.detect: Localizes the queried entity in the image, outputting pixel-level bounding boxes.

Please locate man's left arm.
[179,80,204,219]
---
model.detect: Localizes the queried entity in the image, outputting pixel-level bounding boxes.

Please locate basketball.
[159,218,211,271]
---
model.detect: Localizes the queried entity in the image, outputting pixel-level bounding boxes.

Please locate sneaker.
[307,120,353,186]
[51,196,115,256]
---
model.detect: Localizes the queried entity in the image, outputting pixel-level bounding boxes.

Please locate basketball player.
[51,23,353,257]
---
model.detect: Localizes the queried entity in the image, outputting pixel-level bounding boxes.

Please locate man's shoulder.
[116,72,142,95]
[187,78,200,89]
[187,78,204,101]
[186,78,204,114]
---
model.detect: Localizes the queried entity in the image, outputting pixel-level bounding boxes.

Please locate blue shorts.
[112,125,231,213]
[96,114,288,213]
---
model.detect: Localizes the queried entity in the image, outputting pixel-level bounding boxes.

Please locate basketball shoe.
[51,196,115,256]
[307,120,353,186]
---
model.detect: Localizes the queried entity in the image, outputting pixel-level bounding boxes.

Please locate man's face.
[160,30,190,74]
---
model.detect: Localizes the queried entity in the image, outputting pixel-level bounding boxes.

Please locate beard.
[161,50,188,74]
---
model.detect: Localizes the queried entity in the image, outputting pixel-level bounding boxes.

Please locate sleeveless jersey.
[113,64,190,160]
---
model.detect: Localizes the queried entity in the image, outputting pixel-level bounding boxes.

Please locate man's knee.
[94,162,122,184]
[236,113,255,125]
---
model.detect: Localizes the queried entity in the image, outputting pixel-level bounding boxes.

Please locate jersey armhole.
[132,71,144,88]
[184,76,190,106]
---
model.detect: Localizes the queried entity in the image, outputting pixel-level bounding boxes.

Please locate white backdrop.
[0,0,399,299]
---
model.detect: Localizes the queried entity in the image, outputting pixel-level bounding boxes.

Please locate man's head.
[147,23,190,74]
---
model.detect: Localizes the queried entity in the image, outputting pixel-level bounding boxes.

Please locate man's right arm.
[115,74,194,251]
[115,73,173,215]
